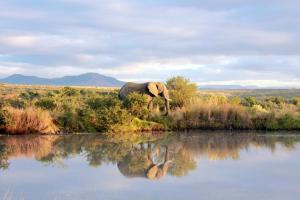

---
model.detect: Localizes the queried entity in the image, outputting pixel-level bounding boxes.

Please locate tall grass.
[3,107,58,134]
[169,97,251,130]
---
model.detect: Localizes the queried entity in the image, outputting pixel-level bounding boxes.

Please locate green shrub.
[166,76,197,108]
[86,95,121,110]
[277,114,300,130]
[150,115,173,129]
[35,98,57,110]
[229,96,241,105]
[292,97,300,107]
[123,92,149,119]
[9,99,26,109]
[19,90,40,100]
[62,87,79,96]
[94,106,132,132]
[243,97,258,107]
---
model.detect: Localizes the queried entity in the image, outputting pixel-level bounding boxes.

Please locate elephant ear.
[147,82,159,97]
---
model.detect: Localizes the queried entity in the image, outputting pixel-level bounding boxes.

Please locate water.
[0,132,300,200]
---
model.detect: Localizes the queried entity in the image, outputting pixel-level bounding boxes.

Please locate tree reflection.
[0,132,300,179]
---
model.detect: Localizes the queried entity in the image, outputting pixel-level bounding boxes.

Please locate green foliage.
[19,90,40,100]
[229,96,241,105]
[250,105,268,114]
[166,76,197,108]
[61,87,79,96]
[94,106,132,131]
[123,92,149,119]
[150,115,174,129]
[35,97,56,110]
[9,98,26,109]
[86,95,121,110]
[243,96,258,107]
[277,114,300,130]
[292,97,300,107]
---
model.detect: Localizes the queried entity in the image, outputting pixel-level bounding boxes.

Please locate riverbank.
[0,83,300,135]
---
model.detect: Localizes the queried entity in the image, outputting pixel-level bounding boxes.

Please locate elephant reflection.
[117,144,171,180]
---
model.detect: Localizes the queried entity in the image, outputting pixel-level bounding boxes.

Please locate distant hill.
[0,73,124,87]
[198,84,298,90]
[199,85,259,90]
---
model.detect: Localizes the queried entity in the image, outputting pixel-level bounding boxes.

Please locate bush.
[9,99,26,109]
[243,97,258,107]
[229,96,241,105]
[123,92,149,119]
[94,106,132,132]
[86,95,121,110]
[292,97,300,107]
[35,98,57,110]
[19,91,40,100]
[166,76,197,108]
[277,114,300,130]
[250,105,268,114]
[62,87,79,96]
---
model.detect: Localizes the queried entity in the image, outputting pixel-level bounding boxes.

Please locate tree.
[166,76,197,108]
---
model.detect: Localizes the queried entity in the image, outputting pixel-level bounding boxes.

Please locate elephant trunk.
[163,89,170,115]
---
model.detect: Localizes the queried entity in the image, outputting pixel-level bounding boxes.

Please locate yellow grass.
[4,107,58,134]
[170,98,251,129]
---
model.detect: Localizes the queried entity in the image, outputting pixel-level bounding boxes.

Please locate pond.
[0,131,300,200]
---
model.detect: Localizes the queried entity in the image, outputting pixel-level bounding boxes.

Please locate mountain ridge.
[0,73,124,87]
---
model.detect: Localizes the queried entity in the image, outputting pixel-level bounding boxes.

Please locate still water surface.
[0,131,300,200]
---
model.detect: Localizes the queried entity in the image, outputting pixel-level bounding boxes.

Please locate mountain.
[0,73,124,87]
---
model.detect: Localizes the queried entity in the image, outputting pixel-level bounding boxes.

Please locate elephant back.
[119,82,148,99]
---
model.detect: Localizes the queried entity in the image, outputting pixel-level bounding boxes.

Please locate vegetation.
[0,79,300,135]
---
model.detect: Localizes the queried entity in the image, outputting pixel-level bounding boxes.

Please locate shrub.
[86,95,121,110]
[250,105,268,114]
[229,96,241,105]
[35,98,57,110]
[3,107,58,134]
[166,76,197,108]
[94,106,132,132]
[292,97,300,107]
[277,114,300,130]
[123,92,149,119]
[9,99,26,109]
[19,91,40,100]
[150,115,174,130]
[243,97,258,107]
[62,87,78,96]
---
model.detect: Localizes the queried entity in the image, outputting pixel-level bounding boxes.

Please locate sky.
[0,0,300,87]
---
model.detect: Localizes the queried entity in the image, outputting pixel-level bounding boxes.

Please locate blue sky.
[0,0,300,87]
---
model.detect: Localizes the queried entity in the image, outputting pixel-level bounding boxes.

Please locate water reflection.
[1,132,300,179]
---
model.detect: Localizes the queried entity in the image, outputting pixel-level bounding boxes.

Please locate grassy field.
[198,89,300,99]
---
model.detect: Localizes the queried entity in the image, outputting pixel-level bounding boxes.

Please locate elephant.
[119,82,171,115]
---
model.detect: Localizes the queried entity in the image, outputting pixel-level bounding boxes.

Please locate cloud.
[0,0,299,86]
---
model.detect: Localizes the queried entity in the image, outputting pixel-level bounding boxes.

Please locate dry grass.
[4,107,58,134]
[170,98,252,129]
